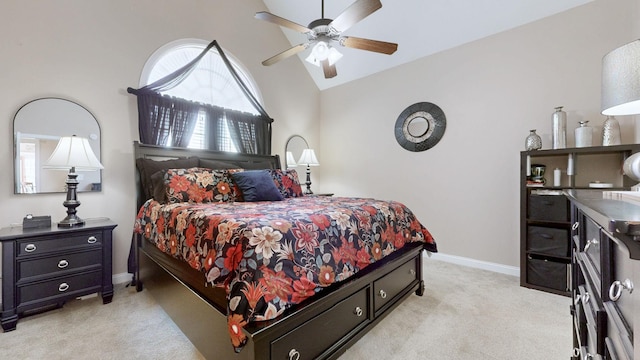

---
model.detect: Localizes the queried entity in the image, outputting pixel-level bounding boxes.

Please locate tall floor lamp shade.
[44,135,103,227]
[298,148,319,194]
[602,39,640,116]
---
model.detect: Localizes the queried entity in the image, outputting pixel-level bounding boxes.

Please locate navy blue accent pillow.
[231,170,284,202]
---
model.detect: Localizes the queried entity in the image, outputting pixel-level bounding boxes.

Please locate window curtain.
[127,40,273,154]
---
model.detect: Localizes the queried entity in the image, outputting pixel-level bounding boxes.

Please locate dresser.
[0,219,117,331]
[566,190,640,359]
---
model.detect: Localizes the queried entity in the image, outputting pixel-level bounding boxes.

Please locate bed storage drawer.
[373,258,418,313]
[270,287,370,359]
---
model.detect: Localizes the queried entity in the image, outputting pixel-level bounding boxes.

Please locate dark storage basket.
[527,256,569,292]
[528,194,569,222]
[527,226,570,257]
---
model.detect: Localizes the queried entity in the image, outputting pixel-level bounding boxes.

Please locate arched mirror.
[13,98,101,194]
[285,135,309,169]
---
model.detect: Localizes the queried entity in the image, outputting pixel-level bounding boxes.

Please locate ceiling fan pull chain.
[321,0,324,19]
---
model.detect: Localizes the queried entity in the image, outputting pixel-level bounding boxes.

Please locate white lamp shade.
[305,41,343,67]
[298,148,319,166]
[286,151,297,168]
[44,135,104,171]
[602,40,640,116]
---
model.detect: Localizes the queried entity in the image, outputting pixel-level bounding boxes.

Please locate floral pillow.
[268,169,304,198]
[151,167,239,204]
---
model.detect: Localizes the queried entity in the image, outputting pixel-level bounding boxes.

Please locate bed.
[131,141,437,360]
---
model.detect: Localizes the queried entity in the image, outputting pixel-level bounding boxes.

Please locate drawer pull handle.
[609,279,634,301]
[583,238,598,252]
[87,236,97,244]
[354,306,363,317]
[540,233,553,239]
[572,222,579,231]
[58,283,70,292]
[57,259,69,269]
[379,290,387,299]
[288,349,300,360]
[572,348,579,357]
[24,243,37,252]
[582,293,590,304]
[409,269,416,276]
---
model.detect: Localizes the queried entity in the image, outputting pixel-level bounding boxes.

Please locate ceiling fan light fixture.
[305,41,343,67]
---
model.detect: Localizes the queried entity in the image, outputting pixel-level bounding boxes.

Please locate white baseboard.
[425,252,519,277]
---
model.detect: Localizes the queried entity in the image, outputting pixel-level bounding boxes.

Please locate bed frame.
[133,141,427,360]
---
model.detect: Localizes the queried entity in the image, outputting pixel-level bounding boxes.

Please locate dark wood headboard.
[133,141,281,210]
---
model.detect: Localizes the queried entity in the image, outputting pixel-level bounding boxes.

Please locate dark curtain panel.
[170,99,200,147]
[202,105,225,151]
[135,91,199,147]
[225,110,270,155]
[127,39,273,154]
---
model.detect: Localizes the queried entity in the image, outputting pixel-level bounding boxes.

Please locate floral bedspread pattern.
[134,196,437,351]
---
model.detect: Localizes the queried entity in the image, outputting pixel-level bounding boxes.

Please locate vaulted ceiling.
[260,0,594,90]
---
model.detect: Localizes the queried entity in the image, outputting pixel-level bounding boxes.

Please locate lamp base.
[58,215,85,228]
[58,168,84,228]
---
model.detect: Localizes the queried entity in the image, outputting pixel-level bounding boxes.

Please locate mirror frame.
[13,97,102,194]
[284,135,309,169]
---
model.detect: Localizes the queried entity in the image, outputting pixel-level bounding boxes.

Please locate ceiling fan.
[255,0,398,79]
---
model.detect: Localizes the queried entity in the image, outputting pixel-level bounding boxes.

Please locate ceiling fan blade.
[262,44,308,66]
[341,36,398,55]
[329,0,382,33]
[321,59,337,79]
[255,11,311,34]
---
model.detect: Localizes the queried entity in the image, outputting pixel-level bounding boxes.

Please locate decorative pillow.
[231,170,284,202]
[268,169,304,198]
[152,167,238,204]
[136,157,199,200]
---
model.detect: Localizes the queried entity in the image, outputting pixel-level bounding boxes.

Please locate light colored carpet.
[0,259,570,359]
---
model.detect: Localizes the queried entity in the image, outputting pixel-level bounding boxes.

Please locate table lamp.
[44,135,103,227]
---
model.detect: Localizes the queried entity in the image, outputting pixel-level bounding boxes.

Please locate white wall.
[318,0,637,267]
[0,0,320,279]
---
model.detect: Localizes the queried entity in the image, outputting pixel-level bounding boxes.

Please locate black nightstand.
[0,218,117,331]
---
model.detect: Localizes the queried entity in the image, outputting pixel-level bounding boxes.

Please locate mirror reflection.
[284,135,309,169]
[14,98,102,194]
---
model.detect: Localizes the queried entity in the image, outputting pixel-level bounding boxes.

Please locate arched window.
[139,39,264,152]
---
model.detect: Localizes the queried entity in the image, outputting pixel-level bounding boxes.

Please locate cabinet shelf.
[520,144,640,295]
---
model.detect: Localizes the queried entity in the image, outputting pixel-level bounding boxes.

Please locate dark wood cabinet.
[0,219,117,331]
[566,190,640,359]
[520,145,640,295]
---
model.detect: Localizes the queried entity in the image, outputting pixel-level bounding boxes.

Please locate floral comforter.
[133,196,437,352]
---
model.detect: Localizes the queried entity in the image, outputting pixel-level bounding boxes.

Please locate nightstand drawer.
[18,249,102,280]
[18,270,102,307]
[17,232,102,257]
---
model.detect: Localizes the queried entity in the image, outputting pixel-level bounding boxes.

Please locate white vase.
[602,116,621,146]
[575,121,592,148]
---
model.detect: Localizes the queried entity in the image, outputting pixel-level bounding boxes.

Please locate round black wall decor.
[394,102,446,152]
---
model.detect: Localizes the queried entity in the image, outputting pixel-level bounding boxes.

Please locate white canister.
[553,168,561,187]
[575,121,592,148]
